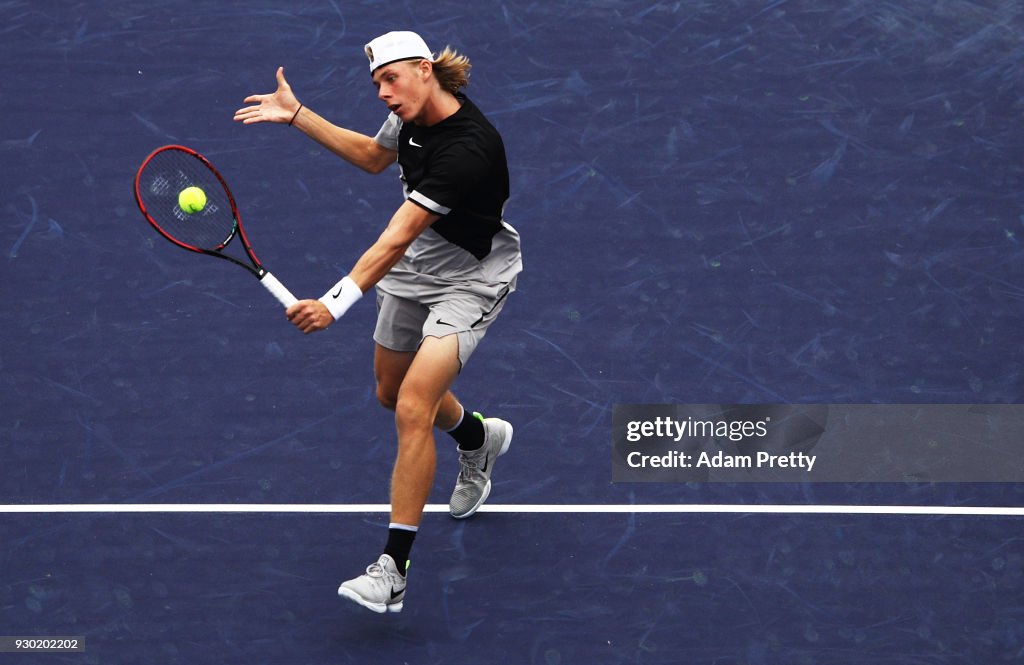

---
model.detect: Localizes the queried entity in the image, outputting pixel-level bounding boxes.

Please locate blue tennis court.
[3,1,1023,662]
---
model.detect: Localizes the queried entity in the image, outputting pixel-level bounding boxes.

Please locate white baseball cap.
[364,31,433,73]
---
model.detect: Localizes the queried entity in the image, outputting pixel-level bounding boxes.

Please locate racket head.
[134,145,262,275]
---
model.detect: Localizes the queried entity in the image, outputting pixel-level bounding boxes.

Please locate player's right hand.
[233,67,301,125]
[285,299,334,335]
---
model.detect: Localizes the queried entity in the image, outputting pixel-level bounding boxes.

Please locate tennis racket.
[133,144,298,308]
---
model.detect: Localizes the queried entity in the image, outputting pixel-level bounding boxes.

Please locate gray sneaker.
[337,554,406,613]
[450,415,513,519]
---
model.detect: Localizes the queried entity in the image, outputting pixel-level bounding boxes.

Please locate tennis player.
[234,31,522,613]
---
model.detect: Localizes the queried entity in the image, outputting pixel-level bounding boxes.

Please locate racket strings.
[137,149,237,251]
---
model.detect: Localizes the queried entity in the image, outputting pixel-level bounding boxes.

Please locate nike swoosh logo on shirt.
[409,137,423,148]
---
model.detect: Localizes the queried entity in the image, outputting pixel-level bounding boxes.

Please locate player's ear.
[418,58,433,81]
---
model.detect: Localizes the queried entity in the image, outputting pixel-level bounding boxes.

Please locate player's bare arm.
[285,200,439,334]
[234,67,397,175]
[290,109,397,175]
[349,200,440,289]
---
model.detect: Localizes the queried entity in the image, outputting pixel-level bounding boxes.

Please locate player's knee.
[394,396,434,432]
[376,383,398,411]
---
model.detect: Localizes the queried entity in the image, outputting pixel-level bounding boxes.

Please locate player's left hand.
[286,299,334,334]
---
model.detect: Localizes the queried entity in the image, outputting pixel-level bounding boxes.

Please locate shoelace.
[365,559,404,582]
[458,448,488,482]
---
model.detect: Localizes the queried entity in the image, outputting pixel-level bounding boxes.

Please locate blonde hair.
[430,46,471,94]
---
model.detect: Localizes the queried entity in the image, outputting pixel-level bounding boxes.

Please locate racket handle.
[259,271,298,309]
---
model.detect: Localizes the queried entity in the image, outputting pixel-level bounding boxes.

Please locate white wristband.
[319,276,363,320]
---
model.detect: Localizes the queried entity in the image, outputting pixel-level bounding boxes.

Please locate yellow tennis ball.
[178,186,207,214]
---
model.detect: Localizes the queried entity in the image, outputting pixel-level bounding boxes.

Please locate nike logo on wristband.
[320,277,361,321]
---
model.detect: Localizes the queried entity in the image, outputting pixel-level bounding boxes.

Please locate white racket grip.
[260,271,298,309]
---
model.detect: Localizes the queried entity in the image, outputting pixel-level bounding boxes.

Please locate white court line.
[0,504,1022,516]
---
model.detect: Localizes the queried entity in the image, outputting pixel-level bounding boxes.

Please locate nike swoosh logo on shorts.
[436,319,456,327]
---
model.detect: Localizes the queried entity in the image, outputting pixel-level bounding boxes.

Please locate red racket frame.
[134,144,267,279]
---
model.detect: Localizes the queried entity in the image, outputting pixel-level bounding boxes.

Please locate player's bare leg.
[374,343,463,430]
[338,336,461,613]
[374,339,512,520]
[388,334,462,525]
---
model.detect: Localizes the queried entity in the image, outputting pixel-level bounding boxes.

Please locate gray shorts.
[373,280,516,369]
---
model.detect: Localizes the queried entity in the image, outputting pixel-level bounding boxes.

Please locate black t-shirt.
[397,94,510,261]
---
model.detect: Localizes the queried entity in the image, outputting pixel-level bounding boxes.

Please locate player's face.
[373,61,430,124]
